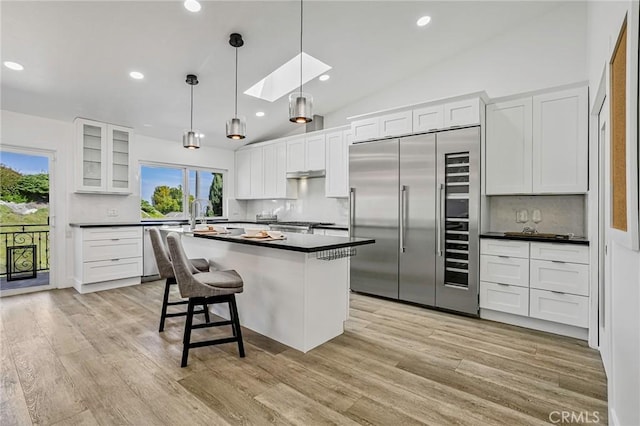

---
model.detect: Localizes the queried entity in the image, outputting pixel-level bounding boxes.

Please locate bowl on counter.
[212,225,227,233]
[267,230,283,239]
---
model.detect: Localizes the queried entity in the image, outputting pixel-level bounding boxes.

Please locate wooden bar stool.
[148,228,211,332]
[166,232,245,367]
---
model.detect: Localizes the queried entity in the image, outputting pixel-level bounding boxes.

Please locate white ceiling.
[1,1,564,150]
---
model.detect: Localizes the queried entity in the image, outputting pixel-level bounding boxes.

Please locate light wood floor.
[1,281,607,425]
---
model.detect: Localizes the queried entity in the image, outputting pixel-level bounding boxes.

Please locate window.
[140,163,225,220]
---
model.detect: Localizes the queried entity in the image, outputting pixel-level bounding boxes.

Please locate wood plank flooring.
[0,281,607,425]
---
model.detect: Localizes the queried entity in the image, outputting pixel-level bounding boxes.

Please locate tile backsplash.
[244,178,349,225]
[486,195,586,236]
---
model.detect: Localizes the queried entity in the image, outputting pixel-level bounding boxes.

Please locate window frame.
[139,161,227,221]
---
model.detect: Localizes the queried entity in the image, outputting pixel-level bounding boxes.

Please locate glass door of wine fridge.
[435,127,480,315]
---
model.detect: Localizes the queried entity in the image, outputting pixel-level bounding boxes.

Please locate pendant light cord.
[190,84,194,131]
[299,0,303,94]
[235,47,238,118]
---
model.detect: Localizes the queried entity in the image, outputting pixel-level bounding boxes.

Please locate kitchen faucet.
[190,198,211,229]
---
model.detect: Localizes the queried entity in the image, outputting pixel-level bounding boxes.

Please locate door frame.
[0,145,57,297]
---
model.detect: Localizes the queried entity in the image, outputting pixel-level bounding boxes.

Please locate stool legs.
[159,278,210,333]
[180,294,245,368]
[159,277,175,332]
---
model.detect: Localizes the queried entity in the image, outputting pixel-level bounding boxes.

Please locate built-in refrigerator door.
[435,127,480,315]
[349,139,399,299]
[399,134,437,305]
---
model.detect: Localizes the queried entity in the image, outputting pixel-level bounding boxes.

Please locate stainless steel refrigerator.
[349,126,480,315]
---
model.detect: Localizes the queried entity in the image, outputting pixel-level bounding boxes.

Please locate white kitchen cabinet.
[413,105,445,132]
[287,135,326,173]
[324,229,348,237]
[480,281,529,316]
[263,142,297,199]
[379,111,412,138]
[235,149,251,198]
[444,98,481,128]
[351,117,379,142]
[286,137,306,172]
[485,86,588,195]
[75,118,133,194]
[532,87,588,193]
[325,130,349,198]
[486,98,533,194]
[250,148,264,198]
[529,289,589,328]
[480,239,590,331]
[74,226,142,293]
[305,134,326,171]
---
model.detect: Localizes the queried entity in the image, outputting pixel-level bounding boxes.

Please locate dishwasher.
[142,225,160,281]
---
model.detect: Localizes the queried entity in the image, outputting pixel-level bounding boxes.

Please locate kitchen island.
[162,228,374,353]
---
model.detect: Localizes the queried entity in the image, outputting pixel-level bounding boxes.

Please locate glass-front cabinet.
[75,118,133,194]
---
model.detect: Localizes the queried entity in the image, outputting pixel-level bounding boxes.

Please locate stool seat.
[197,270,243,288]
[189,258,210,273]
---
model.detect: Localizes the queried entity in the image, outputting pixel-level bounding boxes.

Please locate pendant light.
[226,33,246,140]
[183,74,201,149]
[288,0,313,124]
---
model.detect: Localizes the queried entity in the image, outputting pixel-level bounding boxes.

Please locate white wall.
[1,110,236,288]
[324,2,588,126]
[586,2,640,425]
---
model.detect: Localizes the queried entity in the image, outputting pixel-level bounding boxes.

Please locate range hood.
[286,169,325,179]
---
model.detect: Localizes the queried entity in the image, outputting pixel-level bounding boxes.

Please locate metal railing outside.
[0,223,50,280]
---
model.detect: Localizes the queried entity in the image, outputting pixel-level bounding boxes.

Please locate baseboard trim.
[480,309,588,340]
[73,276,140,294]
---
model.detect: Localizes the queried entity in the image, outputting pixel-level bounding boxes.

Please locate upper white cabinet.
[236,141,297,200]
[325,130,350,198]
[485,86,588,195]
[350,97,483,143]
[532,88,588,193]
[75,118,133,194]
[444,98,481,128]
[486,98,533,194]
[413,105,444,132]
[263,142,297,199]
[287,134,326,172]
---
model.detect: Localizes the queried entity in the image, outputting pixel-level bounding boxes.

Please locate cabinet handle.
[498,255,510,259]
[551,290,565,295]
[400,185,407,253]
[111,238,120,241]
[497,283,509,287]
[111,258,120,262]
[551,260,566,264]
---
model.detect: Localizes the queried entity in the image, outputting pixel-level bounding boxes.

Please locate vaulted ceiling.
[1,1,565,149]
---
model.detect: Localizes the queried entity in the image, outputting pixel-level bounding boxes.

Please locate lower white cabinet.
[74,226,142,293]
[480,239,589,330]
[480,281,529,316]
[529,289,589,328]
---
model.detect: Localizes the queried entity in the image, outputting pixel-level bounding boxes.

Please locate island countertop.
[162,228,374,253]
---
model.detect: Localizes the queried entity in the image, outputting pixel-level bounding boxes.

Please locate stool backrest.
[166,232,199,297]
[148,228,176,279]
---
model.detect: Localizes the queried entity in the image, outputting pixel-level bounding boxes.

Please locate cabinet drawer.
[480,239,529,258]
[82,238,142,262]
[480,281,529,316]
[83,257,142,284]
[530,242,589,264]
[530,260,589,296]
[529,289,588,328]
[480,255,529,287]
[83,227,142,241]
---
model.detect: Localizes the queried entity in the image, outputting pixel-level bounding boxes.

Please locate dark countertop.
[480,232,589,246]
[184,229,374,253]
[314,224,348,231]
[69,220,349,231]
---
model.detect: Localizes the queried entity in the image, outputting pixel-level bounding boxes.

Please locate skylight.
[244,52,331,102]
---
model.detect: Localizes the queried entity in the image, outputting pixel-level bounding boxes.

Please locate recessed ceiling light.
[255,111,265,117]
[3,61,24,71]
[319,74,330,82]
[129,71,144,80]
[417,16,431,27]
[184,0,201,12]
